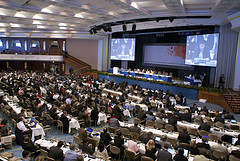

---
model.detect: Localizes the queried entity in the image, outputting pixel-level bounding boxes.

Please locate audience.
[114,130,125,155]
[48,141,64,161]
[178,127,191,144]
[130,122,141,133]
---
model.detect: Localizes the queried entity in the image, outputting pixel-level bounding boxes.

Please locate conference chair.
[188,128,198,136]
[154,122,164,130]
[230,124,239,131]
[166,137,178,146]
[194,118,203,124]
[73,136,82,146]
[212,150,227,160]
[178,143,189,149]
[200,111,208,116]
[230,155,240,161]
[57,120,63,136]
[134,118,144,125]
[198,130,209,137]
[109,145,120,160]
[146,121,155,128]
[209,134,218,142]
[87,137,98,147]
[120,128,131,138]
[177,125,184,133]
[40,149,48,157]
[1,136,13,149]
[141,156,154,161]
[205,120,213,126]
[198,148,210,158]
[215,122,225,129]
[124,149,140,161]
[165,124,174,132]
[108,126,116,135]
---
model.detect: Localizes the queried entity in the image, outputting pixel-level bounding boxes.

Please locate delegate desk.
[108,69,172,82]
[184,77,202,86]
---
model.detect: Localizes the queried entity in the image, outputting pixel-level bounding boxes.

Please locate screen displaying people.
[185,33,219,67]
[110,38,135,61]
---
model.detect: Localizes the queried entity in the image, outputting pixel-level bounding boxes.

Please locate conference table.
[184,77,202,86]
[108,69,172,82]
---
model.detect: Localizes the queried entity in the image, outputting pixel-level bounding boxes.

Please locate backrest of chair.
[230,155,240,161]
[167,137,177,146]
[212,150,226,160]
[177,125,184,133]
[124,149,135,159]
[188,128,198,136]
[134,118,141,125]
[1,136,12,144]
[141,156,154,161]
[73,136,82,145]
[110,145,120,155]
[200,111,207,116]
[57,120,63,126]
[199,130,209,136]
[205,121,213,126]
[154,122,163,129]
[146,121,154,127]
[87,137,98,147]
[120,128,130,136]
[165,124,174,132]
[178,143,189,149]
[215,122,224,128]
[46,156,55,161]
[209,134,218,141]
[198,148,209,156]
[194,118,203,124]
[40,149,48,157]
[230,125,239,131]
[108,127,116,134]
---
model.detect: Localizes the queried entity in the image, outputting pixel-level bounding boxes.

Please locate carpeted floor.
[0,98,239,159]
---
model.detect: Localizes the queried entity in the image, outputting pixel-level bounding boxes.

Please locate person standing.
[218,74,225,90]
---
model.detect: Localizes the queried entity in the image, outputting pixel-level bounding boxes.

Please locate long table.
[184,77,202,86]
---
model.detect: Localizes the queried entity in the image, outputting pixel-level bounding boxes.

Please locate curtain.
[214,24,239,88]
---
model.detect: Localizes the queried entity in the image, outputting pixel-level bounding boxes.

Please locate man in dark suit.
[22,136,40,157]
[129,122,141,133]
[214,114,224,123]
[156,143,172,161]
[48,141,64,161]
[114,131,125,155]
[168,115,178,132]
[180,110,192,123]
[198,122,211,132]
[178,127,191,144]
[100,127,112,146]
[79,138,94,155]
[60,111,70,134]
[192,43,210,63]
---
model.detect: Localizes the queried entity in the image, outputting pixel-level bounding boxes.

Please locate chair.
[215,122,224,129]
[177,125,184,133]
[1,136,12,148]
[230,125,239,131]
[162,99,167,108]
[154,122,164,130]
[194,118,203,124]
[108,127,116,135]
[198,130,209,137]
[209,134,218,141]
[146,121,155,128]
[87,137,98,147]
[165,124,174,132]
[120,128,131,138]
[178,143,189,149]
[46,156,55,161]
[124,149,139,161]
[205,121,213,126]
[40,149,48,157]
[141,156,154,161]
[110,145,120,160]
[57,120,63,135]
[167,137,178,146]
[230,155,240,161]
[200,111,207,115]
[188,128,198,136]
[198,148,210,157]
[73,136,82,145]
[134,118,143,125]
[212,150,227,160]
[150,102,157,111]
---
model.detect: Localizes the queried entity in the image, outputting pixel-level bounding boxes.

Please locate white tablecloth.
[98,113,107,125]
[69,118,80,133]
[131,103,148,111]
[103,88,122,95]
[31,124,45,142]
[4,96,22,114]
[123,109,131,118]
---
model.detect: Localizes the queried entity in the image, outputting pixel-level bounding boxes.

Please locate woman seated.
[145,139,156,160]
[128,135,140,154]
[94,141,109,160]
[0,119,16,141]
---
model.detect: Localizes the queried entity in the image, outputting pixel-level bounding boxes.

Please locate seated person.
[128,135,140,154]
[22,136,40,157]
[200,106,209,115]
[180,110,192,122]
[79,138,94,155]
[100,127,112,146]
[94,140,109,160]
[108,114,121,130]
[145,140,157,160]
[211,140,229,156]
[196,136,210,150]
[48,141,64,161]
[60,111,70,134]
[17,116,31,135]
[187,140,199,155]
[178,127,191,144]
[173,148,188,161]
[143,132,153,144]
[130,122,141,133]
[190,104,199,114]
[64,143,81,161]
[156,134,170,149]
[156,143,172,161]
[224,111,235,120]
[146,112,156,121]
[198,122,211,132]
[214,114,224,123]
[114,131,125,155]
[22,150,30,161]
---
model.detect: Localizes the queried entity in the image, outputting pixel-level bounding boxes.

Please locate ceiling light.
[14,12,26,18]
[10,23,20,27]
[0,23,6,27]
[122,24,127,31]
[60,27,67,30]
[74,13,84,18]
[131,2,138,9]
[32,21,41,25]
[37,25,45,29]
[58,23,67,26]
[41,8,52,13]
[0,11,6,16]
[32,15,42,19]
[132,24,136,31]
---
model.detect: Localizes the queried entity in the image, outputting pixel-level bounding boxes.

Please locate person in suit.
[173,148,188,161]
[60,111,70,134]
[129,122,141,133]
[192,43,210,63]
[145,140,157,160]
[196,136,210,150]
[114,130,125,155]
[218,74,225,90]
[78,138,94,155]
[224,111,235,120]
[168,115,178,132]
[187,140,199,155]
[100,127,112,146]
[198,122,211,132]
[180,109,192,122]
[22,136,40,157]
[156,143,172,161]
[200,106,209,115]
[48,141,64,161]
[211,140,229,156]
[178,127,191,144]
[90,106,99,126]
[214,114,224,123]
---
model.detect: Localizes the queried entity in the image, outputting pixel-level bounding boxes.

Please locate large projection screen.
[185,33,219,67]
[143,44,188,67]
[110,38,135,61]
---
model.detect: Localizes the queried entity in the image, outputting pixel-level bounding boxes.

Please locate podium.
[113,67,119,74]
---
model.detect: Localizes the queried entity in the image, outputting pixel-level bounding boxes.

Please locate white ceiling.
[0,0,239,36]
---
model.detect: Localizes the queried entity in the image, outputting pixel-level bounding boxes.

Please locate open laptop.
[155,136,161,142]
[167,149,175,155]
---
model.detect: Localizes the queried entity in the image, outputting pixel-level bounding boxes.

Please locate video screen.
[185,33,219,67]
[110,38,135,61]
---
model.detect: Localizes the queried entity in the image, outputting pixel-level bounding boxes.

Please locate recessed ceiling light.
[74,13,84,18]
[0,11,6,16]
[37,25,45,29]
[60,27,67,30]
[14,12,26,18]
[32,21,41,25]
[10,23,20,27]
[41,8,52,13]
[0,23,6,27]
[58,23,66,26]
[32,15,42,19]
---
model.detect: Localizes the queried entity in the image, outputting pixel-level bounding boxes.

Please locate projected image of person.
[110,39,135,60]
[192,42,210,62]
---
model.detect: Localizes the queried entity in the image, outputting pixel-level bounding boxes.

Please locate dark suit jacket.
[60,114,69,125]
[196,142,210,150]
[100,132,112,146]
[214,116,224,123]
[178,132,191,144]
[114,136,125,154]
[145,147,156,160]
[173,154,188,161]
[156,149,172,161]
[198,123,211,132]
[22,142,39,152]
[48,146,64,161]
[79,144,94,155]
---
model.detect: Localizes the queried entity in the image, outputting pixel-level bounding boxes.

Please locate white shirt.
[66,98,71,105]
[17,121,27,132]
